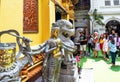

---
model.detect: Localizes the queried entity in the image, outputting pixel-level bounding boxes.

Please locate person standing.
[111,30,116,38]
[99,34,104,55]
[79,32,87,57]
[93,32,100,58]
[114,33,120,57]
[108,36,117,66]
[87,34,94,56]
[102,33,109,60]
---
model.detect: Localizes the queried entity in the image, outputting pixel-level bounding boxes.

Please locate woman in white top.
[102,33,109,60]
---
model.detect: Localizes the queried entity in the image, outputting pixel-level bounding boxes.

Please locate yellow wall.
[49,0,55,31]
[41,0,50,43]
[0,0,51,46]
[0,0,23,43]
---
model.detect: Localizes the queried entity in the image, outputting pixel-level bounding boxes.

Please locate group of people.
[75,29,120,66]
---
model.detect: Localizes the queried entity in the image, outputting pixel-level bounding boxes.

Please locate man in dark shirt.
[79,32,87,57]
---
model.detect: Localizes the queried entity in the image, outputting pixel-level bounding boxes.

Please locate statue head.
[56,19,74,37]
[51,23,60,38]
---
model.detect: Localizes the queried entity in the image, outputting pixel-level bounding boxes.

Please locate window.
[105,0,111,6]
[114,0,119,5]
[23,0,38,33]
[74,0,90,10]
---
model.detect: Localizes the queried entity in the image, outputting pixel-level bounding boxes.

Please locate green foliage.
[93,9,98,20]
[83,13,91,20]
[83,9,105,26]
[97,14,104,19]
[92,9,104,26]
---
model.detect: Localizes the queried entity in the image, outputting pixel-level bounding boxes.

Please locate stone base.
[59,67,79,82]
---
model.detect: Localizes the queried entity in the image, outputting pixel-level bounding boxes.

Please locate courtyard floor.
[79,52,120,82]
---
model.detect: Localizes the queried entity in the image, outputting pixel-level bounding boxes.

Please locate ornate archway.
[105,20,120,35]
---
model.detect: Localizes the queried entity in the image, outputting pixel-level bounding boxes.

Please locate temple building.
[89,0,120,34]
[74,0,90,35]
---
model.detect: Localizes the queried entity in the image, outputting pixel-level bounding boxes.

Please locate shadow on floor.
[88,51,120,63]
[110,65,120,72]
[116,57,120,62]
[88,56,104,62]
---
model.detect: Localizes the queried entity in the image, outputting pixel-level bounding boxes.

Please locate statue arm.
[62,42,75,50]
[27,47,45,55]
[61,48,65,56]
[31,42,46,51]
[42,44,50,69]
[62,45,75,52]
[45,43,57,54]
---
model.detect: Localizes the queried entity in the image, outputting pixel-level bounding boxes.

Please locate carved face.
[54,29,59,38]
[51,29,59,38]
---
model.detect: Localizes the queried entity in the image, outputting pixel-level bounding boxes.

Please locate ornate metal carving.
[0,29,44,82]
[42,23,64,82]
[56,19,79,82]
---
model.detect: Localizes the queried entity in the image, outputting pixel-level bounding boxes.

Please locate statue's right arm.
[45,43,57,54]
[43,44,50,67]
[27,42,47,55]
[28,47,46,55]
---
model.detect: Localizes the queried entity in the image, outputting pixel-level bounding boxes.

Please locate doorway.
[106,20,120,35]
[55,11,61,21]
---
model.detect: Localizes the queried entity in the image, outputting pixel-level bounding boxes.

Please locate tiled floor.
[81,58,120,82]
[35,68,94,82]
[79,68,94,82]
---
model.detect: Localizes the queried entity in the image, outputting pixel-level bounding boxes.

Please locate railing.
[21,53,44,82]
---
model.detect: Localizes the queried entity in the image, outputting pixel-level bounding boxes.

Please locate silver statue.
[56,19,76,68]
[42,23,64,82]
[0,20,78,82]
[0,30,34,82]
[0,30,47,82]
[56,19,79,82]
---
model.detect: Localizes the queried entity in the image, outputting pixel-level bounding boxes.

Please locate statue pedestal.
[59,63,79,82]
